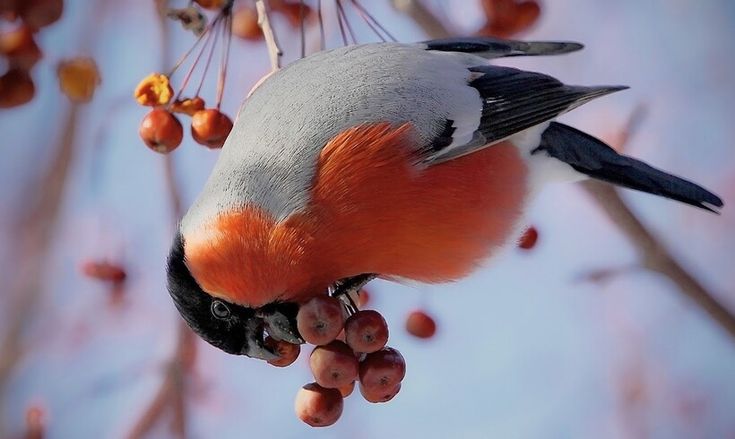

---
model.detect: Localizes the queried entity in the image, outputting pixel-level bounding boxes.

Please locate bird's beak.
[258,309,304,344]
[241,318,280,361]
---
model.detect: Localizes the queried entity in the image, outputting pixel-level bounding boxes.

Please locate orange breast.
[185,123,528,307]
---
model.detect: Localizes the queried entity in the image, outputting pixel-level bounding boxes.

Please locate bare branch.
[256,0,283,71]
[582,180,735,339]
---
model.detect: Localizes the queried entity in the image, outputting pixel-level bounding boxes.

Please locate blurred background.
[1,0,734,437]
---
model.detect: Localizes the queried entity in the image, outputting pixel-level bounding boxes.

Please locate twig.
[582,180,735,339]
[255,0,282,71]
[390,0,451,38]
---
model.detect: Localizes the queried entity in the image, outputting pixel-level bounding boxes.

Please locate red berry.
[80,260,127,284]
[357,289,370,308]
[191,108,233,149]
[0,68,34,108]
[297,296,345,345]
[358,347,406,394]
[19,0,63,30]
[139,108,183,153]
[359,382,401,403]
[344,310,389,353]
[294,383,343,427]
[518,226,538,250]
[309,341,358,389]
[405,310,436,339]
[232,7,263,41]
[338,381,355,398]
[0,25,42,70]
[264,336,300,367]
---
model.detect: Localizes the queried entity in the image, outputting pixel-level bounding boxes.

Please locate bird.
[166,37,723,359]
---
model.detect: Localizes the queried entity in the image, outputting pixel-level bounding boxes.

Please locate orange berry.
[19,0,63,29]
[264,336,300,367]
[231,7,263,41]
[191,109,233,149]
[139,108,183,154]
[0,68,35,108]
[57,57,101,103]
[309,341,358,389]
[294,383,343,427]
[80,260,127,284]
[134,73,173,107]
[296,296,345,346]
[344,310,389,353]
[518,226,538,250]
[270,0,315,28]
[171,96,205,116]
[193,0,227,10]
[405,310,436,339]
[0,25,42,70]
[359,382,401,403]
[358,347,406,394]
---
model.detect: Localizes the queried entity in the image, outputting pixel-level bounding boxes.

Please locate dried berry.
[134,73,173,107]
[171,96,205,116]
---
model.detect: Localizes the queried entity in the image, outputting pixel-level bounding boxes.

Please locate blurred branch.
[0,103,80,437]
[256,0,283,71]
[395,7,735,340]
[124,3,199,438]
[582,180,735,339]
[390,0,451,38]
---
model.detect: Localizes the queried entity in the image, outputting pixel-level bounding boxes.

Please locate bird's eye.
[211,300,231,320]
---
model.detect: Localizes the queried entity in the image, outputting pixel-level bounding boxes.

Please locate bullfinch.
[166,37,723,359]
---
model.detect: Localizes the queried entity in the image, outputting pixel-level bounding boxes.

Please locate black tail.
[534,122,723,212]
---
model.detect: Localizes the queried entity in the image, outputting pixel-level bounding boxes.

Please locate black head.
[166,232,303,359]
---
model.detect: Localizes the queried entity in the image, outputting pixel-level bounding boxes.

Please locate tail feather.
[534,122,723,212]
[422,37,583,59]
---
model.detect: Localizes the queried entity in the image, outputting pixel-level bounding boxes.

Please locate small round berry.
[357,289,370,308]
[294,383,343,427]
[359,382,401,403]
[338,381,355,398]
[358,347,406,394]
[0,68,35,108]
[139,109,183,154]
[0,25,42,70]
[344,310,389,353]
[191,109,233,149]
[309,341,358,389]
[518,226,539,250]
[405,310,437,339]
[19,0,63,30]
[296,296,345,346]
[264,336,301,368]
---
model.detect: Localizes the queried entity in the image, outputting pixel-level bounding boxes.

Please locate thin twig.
[336,0,357,44]
[255,0,282,71]
[317,0,325,51]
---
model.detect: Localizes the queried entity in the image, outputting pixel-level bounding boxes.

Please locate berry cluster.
[258,293,406,427]
[0,0,62,107]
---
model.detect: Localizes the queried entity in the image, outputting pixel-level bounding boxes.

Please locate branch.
[390,0,451,38]
[582,180,735,339]
[256,0,283,71]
